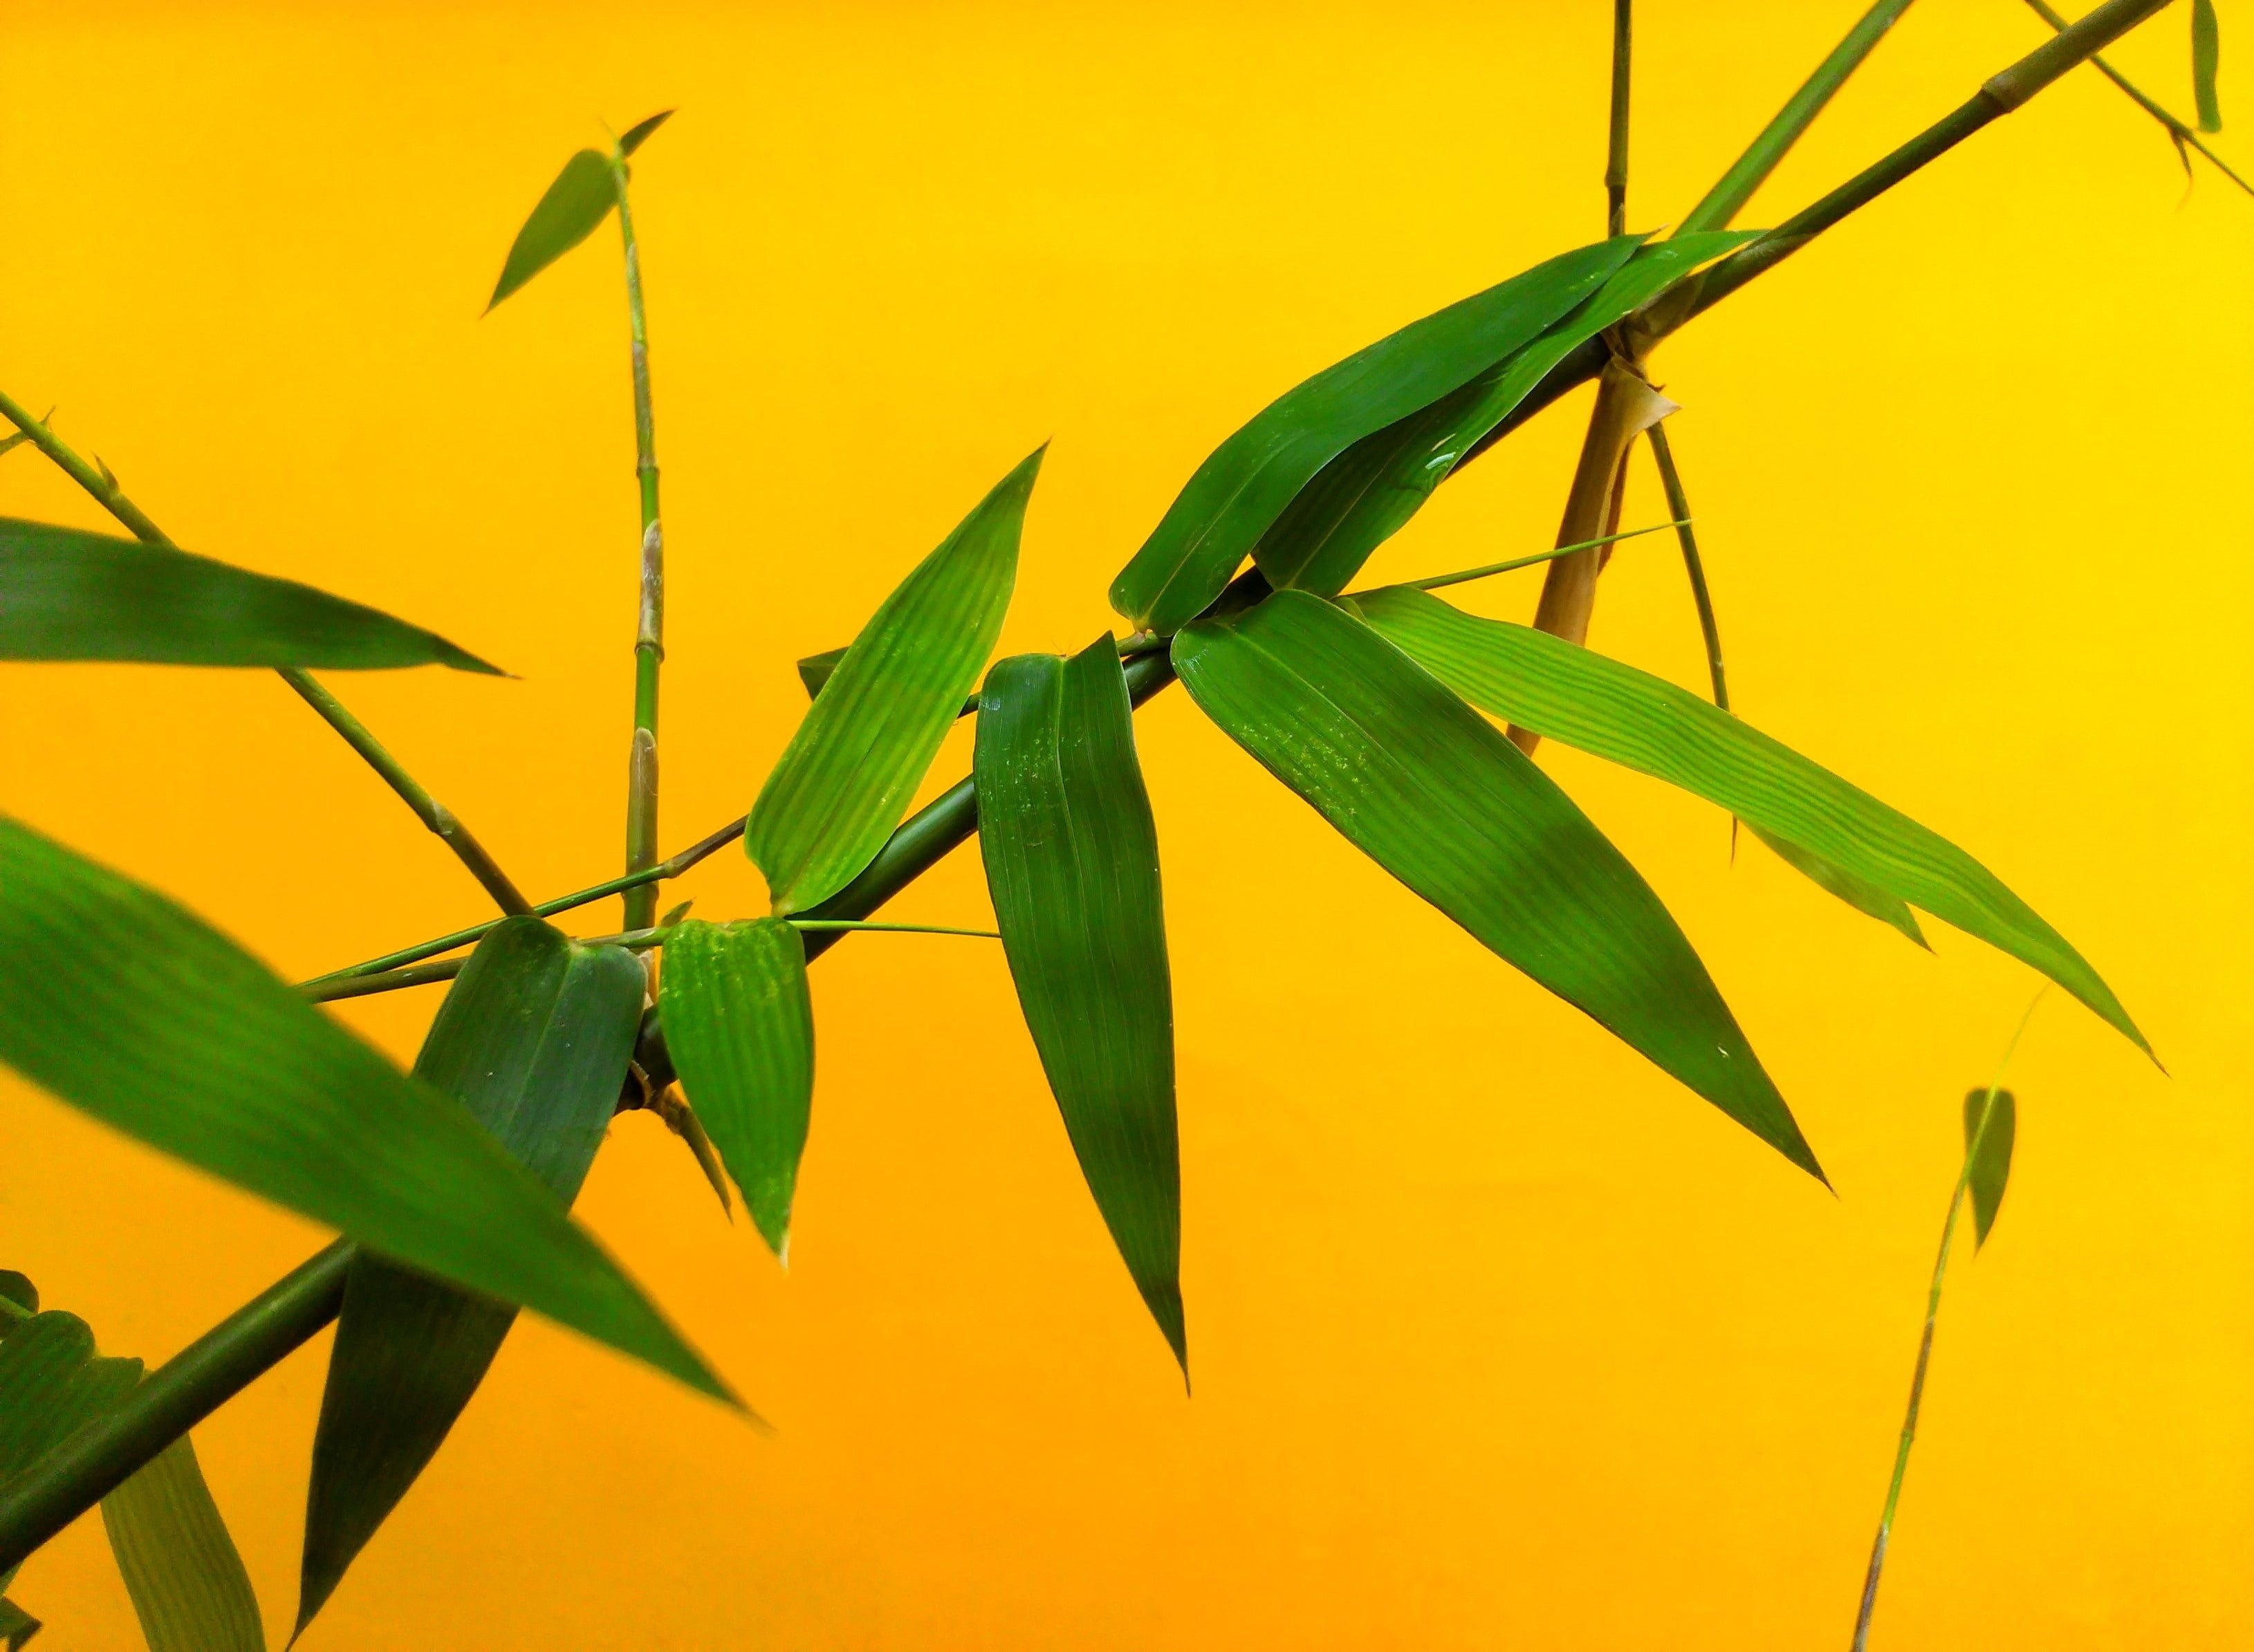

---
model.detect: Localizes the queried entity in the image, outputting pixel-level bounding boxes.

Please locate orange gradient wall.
[4,3,2250,1647]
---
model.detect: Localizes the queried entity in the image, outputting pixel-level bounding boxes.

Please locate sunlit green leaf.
[486,149,616,310]
[1745,822,1928,946]
[2194,0,2223,132]
[101,1436,262,1652]
[1348,585,2146,1052]
[0,520,498,673]
[1961,1086,2017,1250]
[1111,237,1646,633]
[977,637,1184,1368]
[659,918,815,1257]
[748,447,1040,913]
[1173,591,1816,1176]
[1253,232,1759,598]
[298,918,647,1636]
[0,818,731,1405]
[618,109,675,157]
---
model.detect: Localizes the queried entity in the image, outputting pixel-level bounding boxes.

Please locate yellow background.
[4,3,2250,1646]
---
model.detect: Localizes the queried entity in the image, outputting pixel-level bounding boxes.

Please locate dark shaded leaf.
[0,520,498,673]
[1253,232,1758,598]
[0,1313,142,1490]
[1111,237,1647,633]
[0,818,730,1403]
[976,637,1184,1368]
[795,646,847,700]
[1348,586,2146,1052]
[1961,1086,2017,1249]
[618,109,675,157]
[0,1277,33,1319]
[2194,0,2223,131]
[486,149,616,310]
[747,447,1039,913]
[1173,591,1816,1176]
[101,1436,262,1652]
[1746,822,1928,947]
[658,918,815,1257]
[298,918,647,1635]
[0,1596,36,1649]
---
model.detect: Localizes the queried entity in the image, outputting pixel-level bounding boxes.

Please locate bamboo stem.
[2022,0,2254,194]
[0,390,532,917]
[613,149,665,939]
[1644,424,1728,712]
[1606,0,1633,236]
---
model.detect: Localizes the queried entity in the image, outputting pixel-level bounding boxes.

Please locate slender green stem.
[1679,0,1921,234]
[1607,0,1633,236]
[0,389,532,917]
[1389,519,1686,595]
[2022,0,2254,194]
[1851,994,2044,1651]
[612,149,665,936]
[1643,427,1727,712]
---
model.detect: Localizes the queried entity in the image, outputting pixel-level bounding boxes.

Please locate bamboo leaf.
[1348,585,2147,1052]
[1253,232,1757,599]
[0,818,732,1406]
[486,149,616,311]
[297,917,648,1636]
[1961,1087,2017,1249]
[100,1436,262,1652]
[617,109,675,157]
[1172,591,1817,1176]
[795,645,847,700]
[747,447,1040,914]
[0,1314,142,1489]
[2194,0,2223,131]
[0,1595,35,1649]
[976,637,1184,1368]
[0,1277,33,1319]
[0,520,499,673]
[1111,237,1647,634]
[658,919,815,1258]
[1745,822,1928,947]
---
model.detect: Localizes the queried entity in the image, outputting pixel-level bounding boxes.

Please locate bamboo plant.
[0,1,2236,1644]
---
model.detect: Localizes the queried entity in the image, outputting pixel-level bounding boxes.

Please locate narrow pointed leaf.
[1746,822,1928,945]
[618,109,674,157]
[748,447,1040,913]
[0,520,498,673]
[1349,585,2145,1051]
[2193,0,2222,131]
[1253,232,1759,598]
[101,1436,262,1652]
[0,1596,35,1649]
[1173,591,1816,1175]
[1961,1086,2017,1248]
[659,918,815,1257]
[487,149,616,310]
[795,645,847,700]
[1112,237,1646,633]
[298,918,647,1635]
[0,818,732,1404]
[977,637,1184,1368]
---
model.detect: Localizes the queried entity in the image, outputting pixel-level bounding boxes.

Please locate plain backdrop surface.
[3,2,2250,1646]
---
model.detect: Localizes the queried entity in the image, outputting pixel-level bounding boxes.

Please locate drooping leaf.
[1961,1086,2017,1250]
[1172,591,1817,1175]
[747,447,1040,913]
[658,919,815,1257]
[486,149,616,310]
[1111,237,1647,634]
[0,520,499,673]
[618,109,675,157]
[0,1313,142,1489]
[976,637,1184,1368]
[0,818,731,1404]
[2193,0,2223,132]
[100,1436,263,1652]
[1746,822,1928,947]
[297,918,647,1636]
[1347,585,2147,1052]
[0,1595,35,1649]
[1253,231,1758,598]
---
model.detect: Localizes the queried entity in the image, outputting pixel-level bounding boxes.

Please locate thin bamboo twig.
[1644,425,1728,712]
[0,390,532,917]
[1607,0,1634,236]
[1850,993,2045,1651]
[612,145,666,938]
[1392,519,1687,595]
[2022,0,2254,193]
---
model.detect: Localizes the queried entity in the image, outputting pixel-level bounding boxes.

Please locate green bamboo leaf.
[617,109,675,157]
[658,918,815,1258]
[0,1595,35,1649]
[0,1277,33,1319]
[1961,1086,2017,1249]
[100,1436,262,1652]
[1347,585,2147,1052]
[297,917,647,1636]
[0,818,733,1406]
[1111,236,1647,634]
[1253,231,1760,598]
[0,520,499,673]
[747,447,1040,914]
[976,636,1184,1368]
[795,645,847,700]
[1173,591,1817,1176]
[1745,822,1928,947]
[0,1314,142,1490]
[486,149,616,311]
[2193,0,2223,131]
